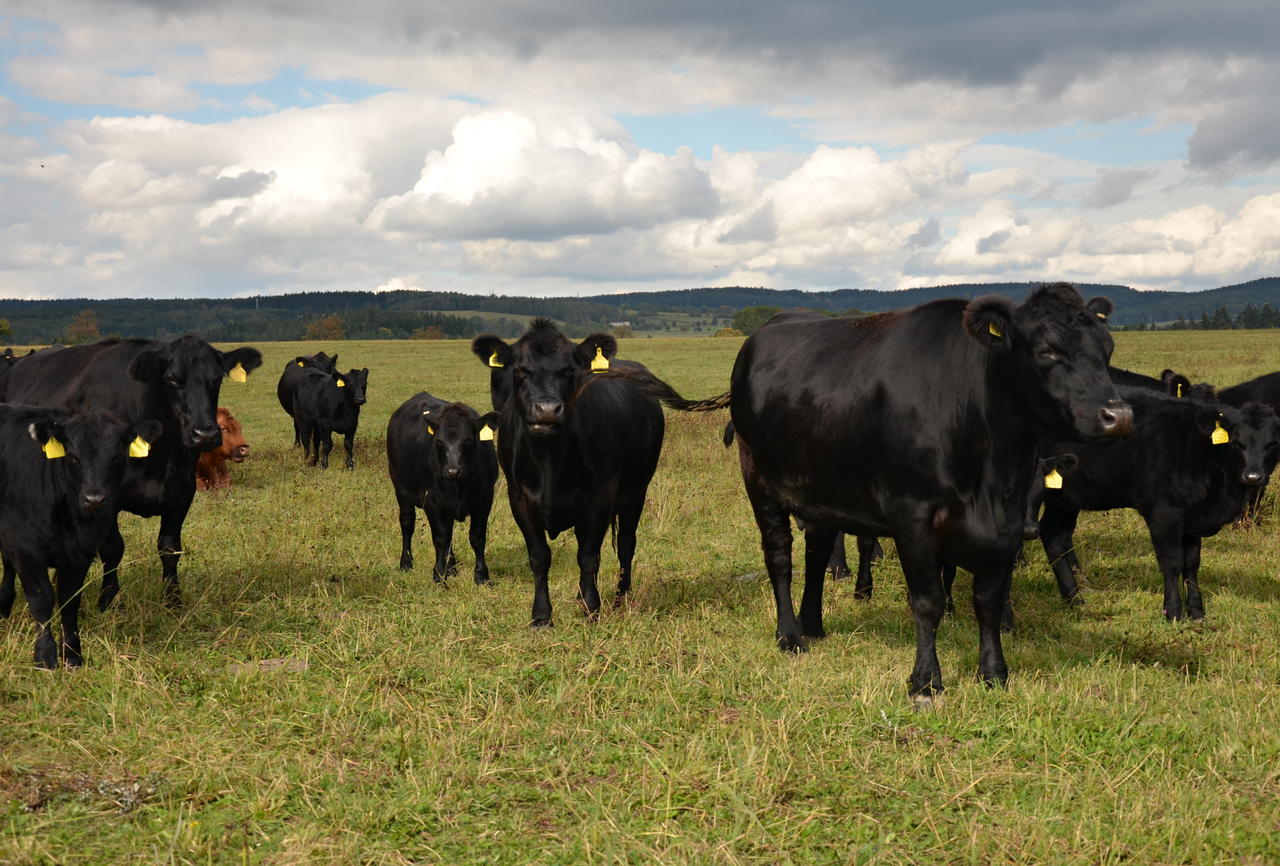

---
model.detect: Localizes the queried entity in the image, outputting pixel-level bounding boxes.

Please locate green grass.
[4,331,1280,864]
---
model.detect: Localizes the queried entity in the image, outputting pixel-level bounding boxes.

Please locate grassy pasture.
[3,329,1280,864]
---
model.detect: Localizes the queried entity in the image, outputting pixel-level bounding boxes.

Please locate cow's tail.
[723,421,735,447]
[592,367,730,413]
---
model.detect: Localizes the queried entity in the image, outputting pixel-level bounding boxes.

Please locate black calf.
[0,407,160,668]
[387,393,499,582]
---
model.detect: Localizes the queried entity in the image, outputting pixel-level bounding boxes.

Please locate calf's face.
[1209,403,1280,486]
[336,368,368,407]
[427,405,500,479]
[29,415,163,512]
[966,283,1132,442]
[216,408,250,462]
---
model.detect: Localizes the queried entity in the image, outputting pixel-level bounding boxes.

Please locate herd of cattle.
[2,282,1279,705]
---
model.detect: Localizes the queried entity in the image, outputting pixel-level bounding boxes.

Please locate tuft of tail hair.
[594,367,730,413]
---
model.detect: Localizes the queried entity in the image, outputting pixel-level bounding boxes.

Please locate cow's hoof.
[97,587,119,612]
[911,693,945,712]
[530,618,553,629]
[474,574,489,586]
[776,633,807,653]
[800,621,826,639]
[828,567,848,581]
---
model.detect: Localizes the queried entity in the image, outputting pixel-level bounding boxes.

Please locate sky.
[3,1,1280,300]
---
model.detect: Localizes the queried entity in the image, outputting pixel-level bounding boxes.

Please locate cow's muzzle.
[1098,402,1133,437]
[190,425,221,450]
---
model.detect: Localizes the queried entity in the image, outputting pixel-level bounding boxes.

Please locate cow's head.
[965,283,1132,441]
[29,413,162,513]
[1023,453,1079,539]
[216,407,250,462]
[335,368,368,407]
[472,320,615,436]
[1204,402,1280,487]
[426,403,500,480]
[129,337,263,450]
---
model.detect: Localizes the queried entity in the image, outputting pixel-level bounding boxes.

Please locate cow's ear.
[130,349,168,382]
[477,411,501,432]
[133,420,164,445]
[574,333,617,368]
[1085,296,1114,322]
[1166,373,1192,398]
[1195,406,1225,438]
[472,335,512,369]
[219,347,263,379]
[1046,453,1079,477]
[963,295,1015,347]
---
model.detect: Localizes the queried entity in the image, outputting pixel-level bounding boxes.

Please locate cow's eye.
[166,376,180,387]
[1037,346,1057,362]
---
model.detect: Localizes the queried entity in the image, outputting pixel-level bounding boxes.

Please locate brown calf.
[195,407,250,490]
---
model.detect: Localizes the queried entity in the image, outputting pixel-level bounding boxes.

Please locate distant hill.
[2,279,1280,343]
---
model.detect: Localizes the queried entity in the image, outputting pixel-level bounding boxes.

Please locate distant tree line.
[1122,304,1280,331]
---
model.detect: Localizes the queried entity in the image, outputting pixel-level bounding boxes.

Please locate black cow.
[277,351,338,446]
[1040,389,1280,621]
[472,320,666,626]
[294,367,368,469]
[727,283,1130,701]
[1219,371,1280,520]
[840,366,1207,610]
[2,336,262,609]
[387,393,500,582]
[0,407,161,667]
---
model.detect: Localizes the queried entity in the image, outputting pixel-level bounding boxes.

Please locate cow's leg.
[800,525,836,638]
[897,523,946,700]
[425,506,453,583]
[740,446,802,652]
[292,415,304,448]
[343,432,356,470]
[0,555,16,618]
[614,497,644,600]
[55,564,89,667]
[97,518,125,612]
[574,518,610,619]
[827,531,849,581]
[941,563,957,615]
[854,535,879,599]
[304,424,319,466]
[1145,508,1187,621]
[15,556,57,669]
[1039,499,1084,604]
[158,495,193,608]
[468,502,493,586]
[972,563,1013,689]
[511,493,553,627]
[396,494,417,571]
[1181,534,1205,622]
[319,429,334,469]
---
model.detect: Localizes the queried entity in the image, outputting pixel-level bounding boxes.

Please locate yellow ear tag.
[988,321,1003,338]
[229,362,247,383]
[128,436,151,458]
[297,361,305,367]
[1211,420,1230,445]
[427,424,434,435]
[591,346,610,373]
[1176,383,1183,398]
[1096,312,1108,321]
[479,424,495,442]
[1044,468,1064,489]
[488,351,504,368]
[336,377,345,388]
[42,437,65,459]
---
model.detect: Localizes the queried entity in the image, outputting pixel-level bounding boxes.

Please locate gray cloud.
[1080,167,1156,208]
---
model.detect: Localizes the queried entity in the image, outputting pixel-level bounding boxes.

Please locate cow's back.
[5,341,156,421]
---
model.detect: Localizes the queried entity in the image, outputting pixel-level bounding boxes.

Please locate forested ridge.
[3,277,1280,343]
